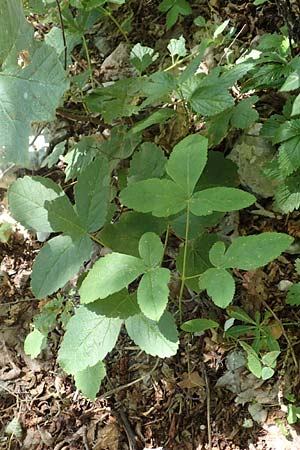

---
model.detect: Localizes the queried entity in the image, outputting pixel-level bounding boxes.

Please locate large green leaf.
[231,96,259,130]
[120,179,187,217]
[190,187,256,216]
[74,361,106,400]
[137,268,170,321]
[88,291,140,319]
[189,84,234,117]
[127,142,167,184]
[199,268,235,308]
[8,176,62,232]
[58,306,122,373]
[99,212,167,257]
[79,253,147,304]
[125,311,179,358]
[75,155,110,232]
[221,232,293,270]
[138,232,164,267]
[166,134,208,196]
[0,0,69,167]
[31,234,92,298]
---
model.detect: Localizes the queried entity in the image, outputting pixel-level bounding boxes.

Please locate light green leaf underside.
[79,253,147,304]
[58,307,122,373]
[120,179,187,217]
[8,176,62,232]
[24,328,47,358]
[190,187,256,216]
[137,268,170,321]
[87,290,140,319]
[209,241,226,267]
[139,232,164,267]
[125,311,179,358]
[220,232,293,270]
[31,234,92,298]
[166,134,208,196]
[74,361,106,400]
[199,268,235,308]
[75,155,111,232]
[0,0,69,167]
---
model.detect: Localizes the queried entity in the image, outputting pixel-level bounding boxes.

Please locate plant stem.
[98,6,130,44]
[161,223,170,265]
[88,233,105,247]
[178,204,190,323]
[82,34,94,87]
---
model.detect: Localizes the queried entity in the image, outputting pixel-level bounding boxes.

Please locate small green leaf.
[75,155,110,232]
[125,311,179,357]
[74,361,106,400]
[127,143,167,184]
[99,212,167,257]
[286,283,300,305]
[240,341,262,378]
[221,232,293,270]
[191,187,255,216]
[213,19,230,39]
[137,268,170,321]
[199,268,235,307]
[31,234,92,298]
[167,35,187,58]
[209,241,226,267]
[139,232,164,267]
[227,306,256,325]
[24,328,47,358]
[8,176,62,232]
[261,366,274,380]
[181,318,219,333]
[131,110,176,134]
[88,291,140,319]
[130,43,158,73]
[261,351,280,367]
[120,179,187,217]
[166,134,208,196]
[231,97,259,130]
[58,306,122,374]
[79,253,146,304]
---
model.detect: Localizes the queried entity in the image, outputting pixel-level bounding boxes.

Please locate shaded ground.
[2,1,300,449]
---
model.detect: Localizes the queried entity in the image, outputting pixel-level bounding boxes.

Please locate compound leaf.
[125,311,179,357]
[190,187,255,216]
[137,268,170,321]
[58,306,122,373]
[74,361,106,400]
[199,268,235,308]
[221,232,293,270]
[31,234,92,298]
[79,253,146,304]
[166,134,208,196]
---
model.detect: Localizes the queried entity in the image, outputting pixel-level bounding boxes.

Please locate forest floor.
[2,1,300,449]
